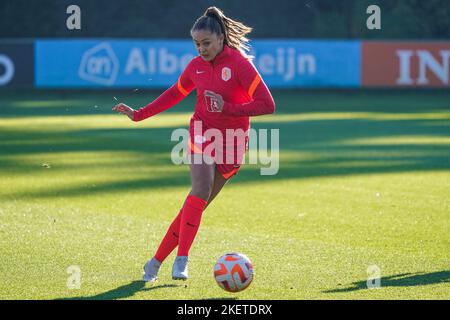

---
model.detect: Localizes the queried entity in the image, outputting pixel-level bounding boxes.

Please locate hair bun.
[205,7,220,17]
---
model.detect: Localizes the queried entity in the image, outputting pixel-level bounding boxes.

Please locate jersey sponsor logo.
[196,70,205,74]
[221,67,231,81]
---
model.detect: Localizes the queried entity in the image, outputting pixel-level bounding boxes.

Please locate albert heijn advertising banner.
[35,39,361,88]
[362,41,450,88]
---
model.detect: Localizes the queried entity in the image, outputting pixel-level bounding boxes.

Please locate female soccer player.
[113,7,275,281]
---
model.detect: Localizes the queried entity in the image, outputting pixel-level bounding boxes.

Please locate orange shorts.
[188,122,248,180]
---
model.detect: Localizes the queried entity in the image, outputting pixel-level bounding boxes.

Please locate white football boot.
[143,257,161,282]
[172,256,189,280]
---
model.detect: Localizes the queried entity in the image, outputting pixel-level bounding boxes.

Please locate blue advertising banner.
[35,39,361,88]
[250,40,361,88]
[36,40,197,88]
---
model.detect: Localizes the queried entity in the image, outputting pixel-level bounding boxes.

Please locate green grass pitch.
[0,89,449,300]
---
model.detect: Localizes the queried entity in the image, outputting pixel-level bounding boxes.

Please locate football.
[213,253,254,292]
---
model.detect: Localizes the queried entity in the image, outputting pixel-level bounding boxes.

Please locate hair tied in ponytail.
[192,6,253,56]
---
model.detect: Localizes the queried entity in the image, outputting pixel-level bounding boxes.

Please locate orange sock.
[154,209,182,263]
[177,195,208,256]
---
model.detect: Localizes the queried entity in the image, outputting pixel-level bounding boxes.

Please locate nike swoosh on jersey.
[196,70,205,74]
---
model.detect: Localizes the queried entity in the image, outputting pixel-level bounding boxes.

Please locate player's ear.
[218,33,224,45]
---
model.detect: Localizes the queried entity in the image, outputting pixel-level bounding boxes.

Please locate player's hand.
[112,103,135,120]
[204,90,224,112]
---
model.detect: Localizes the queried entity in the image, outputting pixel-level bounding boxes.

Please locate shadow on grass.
[202,297,238,300]
[57,281,181,300]
[1,89,450,117]
[1,89,450,200]
[1,118,450,200]
[324,270,450,293]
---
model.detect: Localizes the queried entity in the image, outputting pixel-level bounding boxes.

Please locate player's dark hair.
[191,6,252,55]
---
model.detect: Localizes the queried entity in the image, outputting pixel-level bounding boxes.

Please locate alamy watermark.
[67,265,81,289]
[170,121,279,176]
[366,5,381,30]
[66,5,81,30]
[367,265,381,289]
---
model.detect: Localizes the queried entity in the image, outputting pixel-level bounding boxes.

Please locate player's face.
[191,30,224,62]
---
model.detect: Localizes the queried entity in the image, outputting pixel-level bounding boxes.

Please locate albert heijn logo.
[79,42,119,86]
[221,67,231,81]
[362,42,450,88]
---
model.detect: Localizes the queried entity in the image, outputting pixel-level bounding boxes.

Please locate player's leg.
[179,160,236,255]
[204,167,229,209]
[144,161,229,281]
[172,156,215,280]
[150,167,227,265]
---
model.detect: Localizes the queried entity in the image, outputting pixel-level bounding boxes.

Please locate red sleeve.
[133,62,195,122]
[222,58,275,117]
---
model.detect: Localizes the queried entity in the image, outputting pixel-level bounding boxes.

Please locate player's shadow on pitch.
[324,270,450,293]
[58,281,180,300]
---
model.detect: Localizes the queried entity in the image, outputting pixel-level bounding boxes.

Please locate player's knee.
[190,181,213,201]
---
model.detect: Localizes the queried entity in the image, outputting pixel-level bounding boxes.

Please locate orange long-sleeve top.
[133,44,275,132]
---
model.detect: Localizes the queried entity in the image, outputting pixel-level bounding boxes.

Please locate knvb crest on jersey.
[221,67,231,81]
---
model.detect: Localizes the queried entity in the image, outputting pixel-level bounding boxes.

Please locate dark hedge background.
[1,0,449,39]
